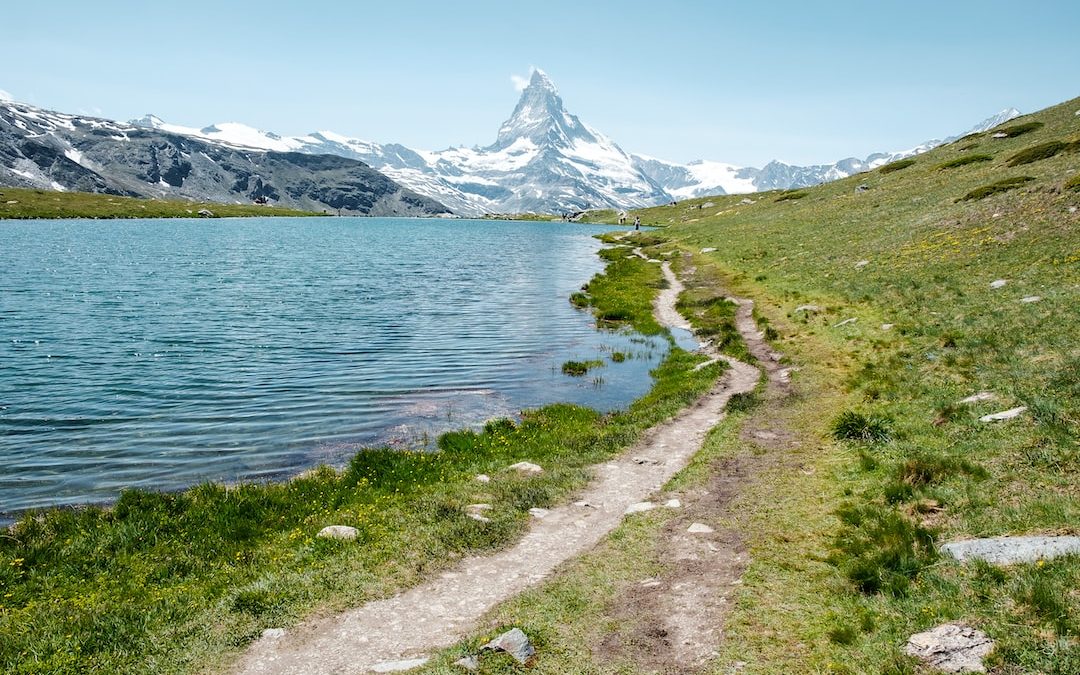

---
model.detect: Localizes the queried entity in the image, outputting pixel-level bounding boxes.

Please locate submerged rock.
[903,623,993,673]
[480,628,535,665]
[317,525,358,540]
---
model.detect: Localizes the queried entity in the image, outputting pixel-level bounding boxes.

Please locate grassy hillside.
[0,187,322,219]
[414,98,1079,673]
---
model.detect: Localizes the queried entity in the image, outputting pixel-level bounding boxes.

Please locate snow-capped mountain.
[0,101,450,216]
[635,108,1023,199]
[128,70,671,216]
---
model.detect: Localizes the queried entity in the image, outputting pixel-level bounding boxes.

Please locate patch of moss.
[992,121,1044,138]
[775,190,809,202]
[1006,141,1067,166]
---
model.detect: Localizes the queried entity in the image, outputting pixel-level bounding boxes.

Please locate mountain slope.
[0,102,451,217]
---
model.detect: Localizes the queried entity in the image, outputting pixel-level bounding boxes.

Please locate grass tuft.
[993,121,1044,138]
[831,410,892,442]
[1006,141,1068,166]
[959,176,1036,201]
[775,190,809,202]
[561,360,604,376]
[878,158,916,174]
[935,154,992,170]
[829,504,937,596]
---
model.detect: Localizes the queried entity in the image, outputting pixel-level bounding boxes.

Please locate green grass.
[560,359,604,376]
[422,95,1080,674]
[775,190,809,201]
[993,120,1044,138]
[0,187,320,219]
[935,153,993,170]
[959,175,1036,201]
[0,244,724,674]
[878,158,916,174]
[1005,140,1072,166]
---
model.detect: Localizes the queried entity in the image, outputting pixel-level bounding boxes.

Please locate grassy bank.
[0,187,320,219]
[412,98,1079,673]
[0,241,724,674]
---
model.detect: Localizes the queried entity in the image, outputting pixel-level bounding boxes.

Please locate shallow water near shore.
[0,217,666,520]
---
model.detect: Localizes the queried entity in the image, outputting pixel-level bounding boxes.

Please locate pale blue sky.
[2,0,1077,166]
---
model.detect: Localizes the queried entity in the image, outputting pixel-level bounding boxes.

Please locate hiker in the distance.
[634,216,640,231]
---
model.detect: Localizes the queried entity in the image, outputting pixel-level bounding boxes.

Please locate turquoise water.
[0,217,666,518]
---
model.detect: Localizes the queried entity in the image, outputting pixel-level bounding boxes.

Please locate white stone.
[904,623,993,673]
[794,304,821,313]
[370,657,430,672]
[958,391,996,404]
[317,525,358,540]
[941,536,1080,565]
[855,260,869,268]
[528,508,549,519]
[663,499,682,509]
[507,461,543,475]
[881,323,894,330]
[688,522,715,534]
[979,406,1027,422]
[834,317,857,327]
[700,247,718,253]
[261,628,286,640]
[474,473,491,483]
[989,279,1007,289]
[625,501,656,514]
[1019,295,1041,303]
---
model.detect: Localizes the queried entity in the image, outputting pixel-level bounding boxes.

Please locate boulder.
[317,525,358,540]
[197,208,215,218]
[480,628,535,665]
[903,623,993,673]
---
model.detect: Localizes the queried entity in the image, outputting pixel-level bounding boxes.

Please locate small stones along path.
[235,259,760,675]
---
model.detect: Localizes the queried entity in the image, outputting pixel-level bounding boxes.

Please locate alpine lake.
[0,217,671,522]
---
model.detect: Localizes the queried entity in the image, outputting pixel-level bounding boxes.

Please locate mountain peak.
[493,69,595,151]
[131,114,166,129]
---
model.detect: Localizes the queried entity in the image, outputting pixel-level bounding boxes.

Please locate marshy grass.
[561,359,604,376]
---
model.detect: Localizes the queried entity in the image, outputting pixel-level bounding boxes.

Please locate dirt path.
[595,281,794,673]
[234,261,760,675]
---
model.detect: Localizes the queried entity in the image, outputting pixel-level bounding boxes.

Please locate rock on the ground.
[625,501,656,514]
[664,499,682,509]
[507,461,543,475]
[834,317,857,327]
[453,654,479,671]
[261,628,286,640]
[197,208,215,218]
[989,279,1007,289]
[855,259,870,267]
[881,323,894,330]
[794,304,821,313]
[480,628,535,665]
[465,504,492,523]
[700,247,718,253]
[979,406,1027,422]
[1019,295,1041,303]
[370,657,430,672]
[317,525,358,540]
[941,536,1080,565]
[688,522,715,534]
[474,474,491,483]
[903,623,993,673]
[528,507,549,519]
[959,391,996,404]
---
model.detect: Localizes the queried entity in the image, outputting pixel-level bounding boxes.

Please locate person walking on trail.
[634,216,640,231]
